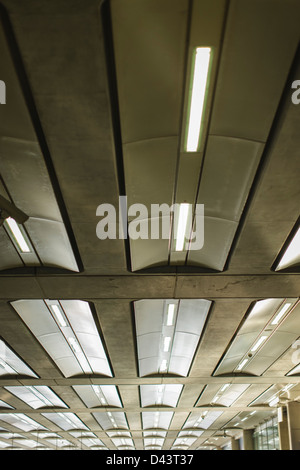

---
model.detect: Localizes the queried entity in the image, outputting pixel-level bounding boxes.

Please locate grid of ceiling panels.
[1,297,300,450]
[0,0,299,453]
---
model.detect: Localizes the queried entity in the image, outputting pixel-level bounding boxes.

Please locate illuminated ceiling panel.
[4,386,68,410]
[92,412,128,431]
[140,384,183,408]
[10,299,112,378]
[196,383,250,407]
[183,410,223,430]
[142,411,174,431]
[274,224,300,272]
[72,385,122,408]
[134,299,211,377]
[214,298,300,376]
[0,13,79,273]
[0,338,38,378]
[0,413,47,432]
[41,412,88,431]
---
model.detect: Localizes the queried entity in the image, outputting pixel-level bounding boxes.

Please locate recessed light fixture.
[50,304,67,328]
[271,303,292,325]
[251,335,268,352]
[185,47,212,152]
[167,304,176,326]
[4,217,31,253]
[236,358,248,371]
[163,336,171,352]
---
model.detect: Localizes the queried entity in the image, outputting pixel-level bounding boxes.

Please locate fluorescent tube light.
[185,47,211,152]
[251,335,268,352]
[236,359,248,371]
[175,203,190,251]
[5,217,31,253]
[211,395,220,404]
[163,336,171,352]
[220,384,230,392]
[167,304,175,326]
[268,396,279,407]
[271,303,292,325]
[159,360,167,373]
[50,304,67,328]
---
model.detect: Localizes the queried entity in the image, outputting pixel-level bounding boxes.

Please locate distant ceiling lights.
[275,225,300,271]
[185,47,212,152]
[4,217,31,253]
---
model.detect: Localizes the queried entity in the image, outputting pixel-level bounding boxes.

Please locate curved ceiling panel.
[214,298,300,376]
[0,14,79,272]
[10,299,112,378]
[134,299,212,377]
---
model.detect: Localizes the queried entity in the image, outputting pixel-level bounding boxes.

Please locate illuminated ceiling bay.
[0,13,79,273]
[214,298,300,376]
[134,299,212,377]
[10,300,112,378]
[110,0,299,272]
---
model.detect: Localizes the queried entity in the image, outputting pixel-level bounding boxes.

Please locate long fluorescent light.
[167,304,176,326]
[185,47,211,152]
[271,303,292,325]
[236,359,248,371]
[251,335,268,352]
[50,304,67,328]
[175,203,190,251]
[5,217,31,253]
[163,336,171,352]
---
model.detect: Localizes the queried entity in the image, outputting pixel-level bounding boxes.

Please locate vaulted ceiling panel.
[0,13,79,273]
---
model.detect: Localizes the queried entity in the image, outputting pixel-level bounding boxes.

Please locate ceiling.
[0,0,299,451]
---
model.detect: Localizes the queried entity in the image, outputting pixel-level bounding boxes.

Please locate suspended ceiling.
[0,0,299,451]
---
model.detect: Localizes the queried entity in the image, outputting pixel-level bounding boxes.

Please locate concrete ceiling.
[0,0,299,451]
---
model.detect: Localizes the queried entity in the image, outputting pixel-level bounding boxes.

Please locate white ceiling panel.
[134,299,211,376]
[215,298,300,376]
[10,299,112,378]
